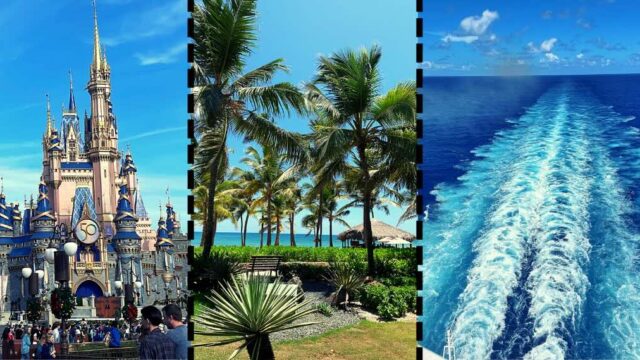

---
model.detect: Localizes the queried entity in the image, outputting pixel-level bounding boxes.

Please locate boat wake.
[423,81,640,359]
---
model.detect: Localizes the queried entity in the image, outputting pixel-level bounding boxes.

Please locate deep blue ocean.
[421,75,640,359]
[195,232,337,247]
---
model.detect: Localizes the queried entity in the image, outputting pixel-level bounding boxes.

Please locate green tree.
[193,0,306,258]
[239,146,296,247]
[306,45,416,275]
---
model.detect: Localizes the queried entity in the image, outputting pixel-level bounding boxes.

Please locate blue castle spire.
[112,184,141,241]
[31,179,56,240]
[165,203,175,238]
[0,193,12,233]
[123,150,137,173]
[68,70,76,112]
[155,215,172,248]
[34,180,55,220]
[48,130,64,152]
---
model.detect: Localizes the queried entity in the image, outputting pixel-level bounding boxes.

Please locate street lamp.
[54,237,78,357]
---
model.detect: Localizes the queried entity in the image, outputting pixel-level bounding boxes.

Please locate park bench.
[247,255,282,278]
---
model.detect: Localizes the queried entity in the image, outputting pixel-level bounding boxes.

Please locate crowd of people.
[0,304,188,359]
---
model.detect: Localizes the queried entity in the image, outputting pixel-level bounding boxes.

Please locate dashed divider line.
[187,1,195,357]
[416,0,424,357]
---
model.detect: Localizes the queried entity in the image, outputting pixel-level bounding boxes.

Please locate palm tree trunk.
[289,213,296,247]
[275,214,281,246]
[201,159,220,259]
[260,213,265,248]
[357,136,375,276]
[329,218,333,247]
[266,194,273,246]
[247,334,275,360]
[243,212,249,247]
[363,190,375,276]
[319,215,323,247]
[239,215,244,245]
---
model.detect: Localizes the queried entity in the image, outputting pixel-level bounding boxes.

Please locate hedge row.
[197,246,417,277]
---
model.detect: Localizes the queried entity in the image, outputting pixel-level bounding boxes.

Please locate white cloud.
[102,0,185,46]
[134,43,185,66]
[542,53,560,63]
[442,34,479,44]
[577,53,584,59]
[460,10,499,35]
[528,38,558,53]
[120,126,186,142]
[540,38,558,52]
[0,166,42,203]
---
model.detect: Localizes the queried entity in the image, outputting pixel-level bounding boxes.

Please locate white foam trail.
[523,100,592,359]
[581,104,640,359]
[450,89,573,359]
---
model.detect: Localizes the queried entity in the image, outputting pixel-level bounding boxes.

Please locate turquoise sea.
[194,232,341,248]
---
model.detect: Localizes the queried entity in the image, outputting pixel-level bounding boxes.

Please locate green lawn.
[194,320,415,360]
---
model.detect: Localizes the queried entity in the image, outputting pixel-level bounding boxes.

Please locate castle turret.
[12,204,22,237]
[31,180,58,271]
[62,71,82,162]
[123,150,137,203]
[0,190,13,237]
[165,202,176,239]
[113,183,142,296]
[86,1,119,231]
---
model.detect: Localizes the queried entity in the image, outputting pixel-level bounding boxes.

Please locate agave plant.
[324,261,366,309]
[194,276,317,359]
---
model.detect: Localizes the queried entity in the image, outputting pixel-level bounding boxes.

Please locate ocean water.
[194,232,341,247]
[421,75,640,359]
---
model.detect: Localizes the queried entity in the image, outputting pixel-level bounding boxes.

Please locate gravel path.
[270,282,362,343]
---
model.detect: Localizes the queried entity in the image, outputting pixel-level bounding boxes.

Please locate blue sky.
[216,0,415,234]
[0,0,187,226]
[421,0,640,76]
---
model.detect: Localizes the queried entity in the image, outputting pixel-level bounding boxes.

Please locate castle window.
[104,169,107,178]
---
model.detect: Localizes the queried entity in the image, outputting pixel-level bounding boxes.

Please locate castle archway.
[73,279,105,298]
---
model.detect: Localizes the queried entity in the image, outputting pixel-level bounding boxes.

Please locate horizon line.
[423,72,640,78]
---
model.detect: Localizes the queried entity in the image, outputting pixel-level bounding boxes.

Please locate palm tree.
[193,0,307,259]
[193,179,239,246]
[231,167,259,246]
[324,190,351,247]
[271,194,287,246]
[239,145,296,247]
[302,182,326,247]
[281,181,303,247]
[306,45,416,275]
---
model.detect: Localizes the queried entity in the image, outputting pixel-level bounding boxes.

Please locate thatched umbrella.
[338,219,415,246]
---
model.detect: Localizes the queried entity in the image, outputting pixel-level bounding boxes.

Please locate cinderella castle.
[0,3,188,321]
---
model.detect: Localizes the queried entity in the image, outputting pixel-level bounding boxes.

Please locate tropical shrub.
[324,261,366,309]
[360,283,389,312]
[380,276,416,287]
[315,302,333,317]
[192,251,243,293]
[392,286,416,313]
[194,276,317,360]
[377,294,408,321]
[360,284,415,319]
[376,257,415,278]
[196,246,415,276]
[280,262,330,281]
